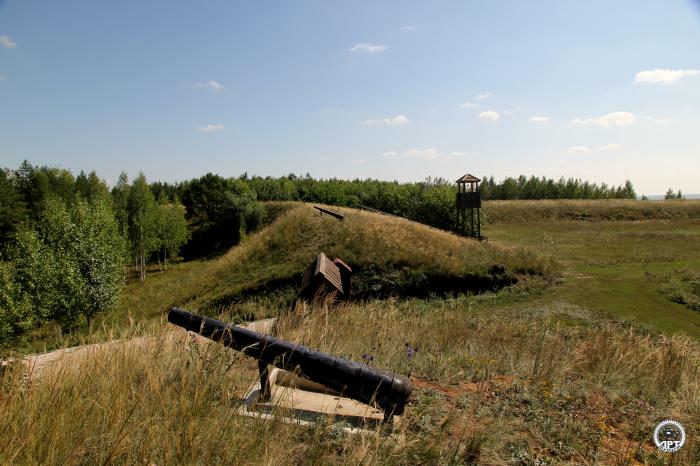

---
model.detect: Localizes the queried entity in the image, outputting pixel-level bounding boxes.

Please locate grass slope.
[190,202,552,313]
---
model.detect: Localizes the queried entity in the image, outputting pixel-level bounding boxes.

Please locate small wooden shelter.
[299,252,352,300]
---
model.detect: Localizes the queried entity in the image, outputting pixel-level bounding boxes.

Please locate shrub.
[2,197,126,335]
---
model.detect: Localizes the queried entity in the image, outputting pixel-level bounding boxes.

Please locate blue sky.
[1,0,699,195]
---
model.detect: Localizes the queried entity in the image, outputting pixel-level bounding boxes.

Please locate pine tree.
[76,170,110,201]
[0,169,27,245]
[15,160,49,219]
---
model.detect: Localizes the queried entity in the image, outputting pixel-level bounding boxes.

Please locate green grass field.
[2,200,700,465]
[487,219,700,338]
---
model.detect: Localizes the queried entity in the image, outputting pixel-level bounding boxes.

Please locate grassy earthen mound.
[191,202,552,312]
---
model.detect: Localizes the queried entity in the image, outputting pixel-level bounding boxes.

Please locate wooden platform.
[238,368,399,433]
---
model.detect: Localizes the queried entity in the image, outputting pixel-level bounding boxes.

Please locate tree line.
[1,162,129,339]
[228,174,637,205]
[664,188,684,200]
[0,163,264,341]
[147,173,640,237]
[241,174,636,231]
[479,176,636,200]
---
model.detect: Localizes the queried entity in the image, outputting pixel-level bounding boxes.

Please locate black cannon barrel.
[168,307,412,416]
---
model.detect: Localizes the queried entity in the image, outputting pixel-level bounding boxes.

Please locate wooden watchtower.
[456,173,482,239]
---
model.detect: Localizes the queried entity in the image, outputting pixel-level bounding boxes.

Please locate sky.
[1,0,699,195]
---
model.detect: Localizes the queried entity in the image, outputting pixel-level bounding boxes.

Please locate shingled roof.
[456,173,481,183]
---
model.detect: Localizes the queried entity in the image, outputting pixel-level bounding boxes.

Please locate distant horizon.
[643,193,700,200]
[5,158,698,199]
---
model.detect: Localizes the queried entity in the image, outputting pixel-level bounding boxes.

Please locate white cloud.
[460,101,478,109]
[350,43,387,53]
[0,74,4,81]
[634,68,700,85]
[360,114,409,126]
[595,111,636,127]
[196,124,224,133]
[0,35,16,49]
[568,146,592,154]
[475,92,493,100]
[570,111,636,127]
[194,80,225,92]
[478,110,500,122]
[600,144,622,151]
[399,25,418,32]
[382,148,475,160]
[529,116,550,124]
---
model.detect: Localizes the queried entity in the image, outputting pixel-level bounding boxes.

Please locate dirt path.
[1,318,277,382]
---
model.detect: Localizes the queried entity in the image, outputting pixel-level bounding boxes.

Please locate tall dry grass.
[0,326,398,465]
[3,298,698,464]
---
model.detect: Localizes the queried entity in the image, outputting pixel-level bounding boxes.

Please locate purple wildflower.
[405,342,419,360]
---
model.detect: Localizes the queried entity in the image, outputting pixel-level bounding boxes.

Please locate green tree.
[0,169,27,246]
[153,201,189,270]
[13,161,81,218]
[71,197,126,325]
[665,188,676,200]
[15,160,50,219]
[127,173,158,281]
[10,202,85,328]
[40,166,76,203]
[75,170,110,202]
[111,172,131,254]
[0,261,34,340]
[5,197,125,332]
[180,173,264,258]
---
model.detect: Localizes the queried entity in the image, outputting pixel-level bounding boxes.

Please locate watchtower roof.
[456,173,481,183]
